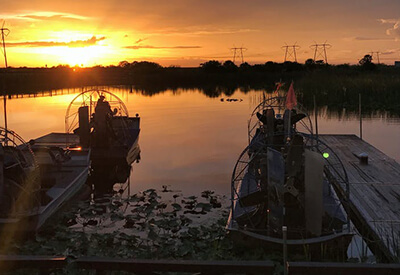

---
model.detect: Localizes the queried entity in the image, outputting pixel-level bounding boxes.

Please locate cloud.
[386,24,400,38]
[145,27,257,37]
[379,19,398,24]
[354,36,394,41]
[7,36,105,47]
[380,49,400,55]
[379,18,400,39]
[125,45,202,50]
[184,28,256,36]
[0,11,88,21]
[135,38,147,44]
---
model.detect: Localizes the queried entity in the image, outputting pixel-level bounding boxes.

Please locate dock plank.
[320,134,400,262]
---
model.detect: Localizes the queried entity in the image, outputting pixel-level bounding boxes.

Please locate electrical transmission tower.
[370,51,381,64]
[310,42,331,64]
[230,46,247,64]
[1,21,10,68]
[282,43,300,62]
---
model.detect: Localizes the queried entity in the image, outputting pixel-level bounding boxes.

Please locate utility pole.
[1,21,10,139]
[1,21,9,68]
[370,51,381,64]
[310,42,331,64]
[230,46,247,64]
[282,43,300,62]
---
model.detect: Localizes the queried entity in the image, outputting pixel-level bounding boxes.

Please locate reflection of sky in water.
[129,90,251,195]
[2,88,399,195]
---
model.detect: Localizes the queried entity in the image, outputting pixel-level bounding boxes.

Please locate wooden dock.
[320,135,400,262]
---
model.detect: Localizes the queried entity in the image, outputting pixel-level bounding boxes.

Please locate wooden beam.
[288,261,400,275]
[76,257,275,274]
[0,255,66,271]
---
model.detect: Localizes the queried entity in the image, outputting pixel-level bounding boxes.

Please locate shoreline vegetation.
[1,59,400,115]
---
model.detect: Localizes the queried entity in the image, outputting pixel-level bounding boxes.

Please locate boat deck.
[320,134,400,262]
[35,148,90,229]
[33,132,79,148]
[34,131,140,165]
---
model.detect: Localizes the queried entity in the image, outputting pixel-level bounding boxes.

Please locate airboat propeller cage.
[229,95,351,243]
[248,96,313,144]
[0,127,39,217]
[65,89,130,147]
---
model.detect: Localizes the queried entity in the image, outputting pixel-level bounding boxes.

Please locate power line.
[230,46,247,64]
[281,43,300,62]
[370,51,381,64]
[310,42,332,64]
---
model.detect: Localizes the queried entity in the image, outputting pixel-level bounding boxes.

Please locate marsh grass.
[296,69,400,116]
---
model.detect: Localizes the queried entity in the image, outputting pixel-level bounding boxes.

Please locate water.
[2,86,400,196]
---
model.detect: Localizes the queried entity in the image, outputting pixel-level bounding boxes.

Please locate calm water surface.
[2,87,400,195]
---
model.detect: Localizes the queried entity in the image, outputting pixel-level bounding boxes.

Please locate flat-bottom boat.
[227,91,353,259]
[0,128,90,233]
[65,89,141,166]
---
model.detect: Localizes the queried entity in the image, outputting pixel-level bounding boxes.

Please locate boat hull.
[0,146,90,233]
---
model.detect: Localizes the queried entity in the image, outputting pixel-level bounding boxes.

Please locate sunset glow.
[47,45,108,67]
[1,1,400,67]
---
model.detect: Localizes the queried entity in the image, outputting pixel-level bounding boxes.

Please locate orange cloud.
[354,36,394,41]
[7,36,105,47]
[1,11,89,21]
[125,45,202,50]
[135,38,147,44]
[380,18,400,39]
[145,27,258,37]
[381,49,400,55]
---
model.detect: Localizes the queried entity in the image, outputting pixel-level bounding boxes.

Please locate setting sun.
[52,45,108,67]
[9,44,109,67]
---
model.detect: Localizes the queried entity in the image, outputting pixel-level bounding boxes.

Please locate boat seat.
[41,177,57,188]
[238,171,267,207]
[285,134,304,178]
[40,190,52,206]
[284,135,304,200]
[46,187,64,199]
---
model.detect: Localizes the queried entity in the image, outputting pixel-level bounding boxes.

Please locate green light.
[323,152,330,159]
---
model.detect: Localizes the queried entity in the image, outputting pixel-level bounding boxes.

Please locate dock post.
[313,95,318,140]
[359,93,362,140]
[283,226,288,275]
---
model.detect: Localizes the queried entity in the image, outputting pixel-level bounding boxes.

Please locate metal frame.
[65,89,129,133]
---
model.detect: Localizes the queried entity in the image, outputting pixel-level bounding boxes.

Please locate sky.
[1,0,400,67]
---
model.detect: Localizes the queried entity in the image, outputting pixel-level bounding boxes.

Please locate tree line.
[0,57,399,116]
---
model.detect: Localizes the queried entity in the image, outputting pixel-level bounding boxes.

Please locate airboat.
[226,88,354,258]
[65,88,141,166]
[0,127,90,233]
